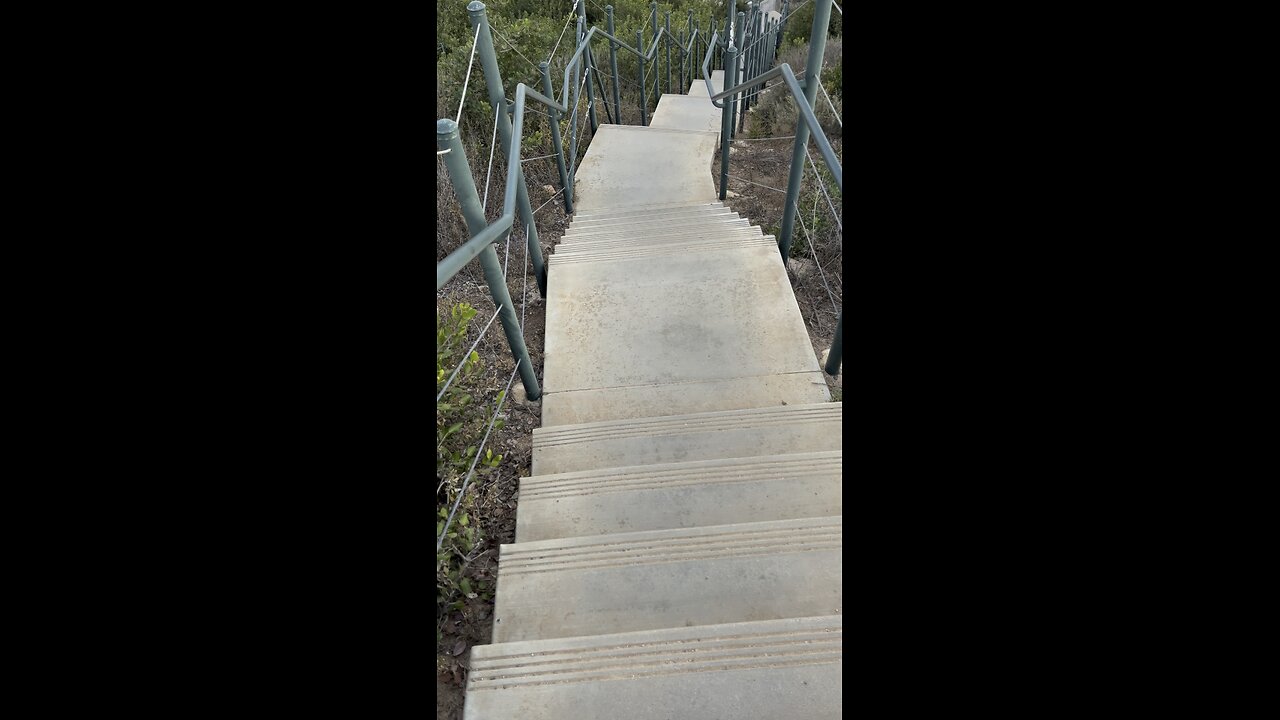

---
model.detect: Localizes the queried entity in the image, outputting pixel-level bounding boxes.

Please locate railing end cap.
[437,118,459,136]
[466,1,485,14]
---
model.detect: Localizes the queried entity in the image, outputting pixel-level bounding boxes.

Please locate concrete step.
[558,225,757,251]
[573,201,723,221]
[550,237,779,266]
[464,614,842,719]
[572,125,719,212]
[540,366,829,426]
[556,233,770,257]
[563,217,752,241]
[532,402,841,475]
[570,203,729,226]
[649,93,723,134]
[565,212,744,236]
[516,450,842,541]
[568,210,736,232]
[560,223,761,245]
[491,515,842,642]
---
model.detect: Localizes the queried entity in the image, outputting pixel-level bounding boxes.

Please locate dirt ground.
[436,110,841,719]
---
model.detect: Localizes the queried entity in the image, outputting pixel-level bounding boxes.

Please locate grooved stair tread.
[563,215,747,239]
[569,204,730,226]
[548,237,779,266]
[516,450,842,541]
[463,615,842,720]
[556,227,763,251]
[572,201,722,220]
[533,401,841,474]
[491,516,842,643]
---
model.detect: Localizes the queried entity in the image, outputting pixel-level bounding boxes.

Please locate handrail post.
[825,310,842,376]
[778,0,790,50]
[606,6,621,122]
[578,1,598,134]
[678,29,685,93]
[719,42,736,201]
[540,62,573,215]
[437,118,541,401]
[468,1,547,296]
[637,28,647,125]
[570,16,584,187]
[650,2,658,106]
[731,11,744,138]
[778,0,833,260]
[687,9,694,90]
[665,12,672,95]
[739,4,754,134]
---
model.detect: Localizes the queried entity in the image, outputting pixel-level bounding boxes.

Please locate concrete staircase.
[462,72,842,719]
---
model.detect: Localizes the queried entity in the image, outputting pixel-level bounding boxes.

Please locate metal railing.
[438,0,841,404]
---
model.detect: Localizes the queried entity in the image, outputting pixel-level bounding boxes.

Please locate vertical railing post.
[730,11,744,138]
[437,118,541,401]
[541,62,573,215]
[738,3,754,134]
[569,16,583,189]
[467,1,546,296]
[578,0,598,134]
[678,29,685,94]
[637,28,647,125]
[606,6,621,124]
[650,2,659,106]
[719,42,736,201]
[687,9,694,90]
[779,0,833,260]
[825,310,842,376]
[665,11,672,95]
[778,0,790,50]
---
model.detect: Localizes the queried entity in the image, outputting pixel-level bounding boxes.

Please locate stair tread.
[464,614,842,719]
[491,516,843,642]
[516,449,841,541]
[532,402,841,475]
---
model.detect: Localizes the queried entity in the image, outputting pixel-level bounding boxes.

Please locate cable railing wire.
[793,201,840,317]
[456,24,483,123]
[437,358,522,552]
[727,173,788,194]
[817,81,842,128]
[436,304,504,402]
[490,22,542,77]
[548,1,578,63]
[804,145,842,233]
[532,187,566,216]
[480,108,501,209]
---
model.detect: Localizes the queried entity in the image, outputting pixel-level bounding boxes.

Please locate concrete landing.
[465,615,843,720]
[649,93,723,134]
[689,69,725,98]
[491,516,842,642]
[541,235,824,426]
[571,125,719,212]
